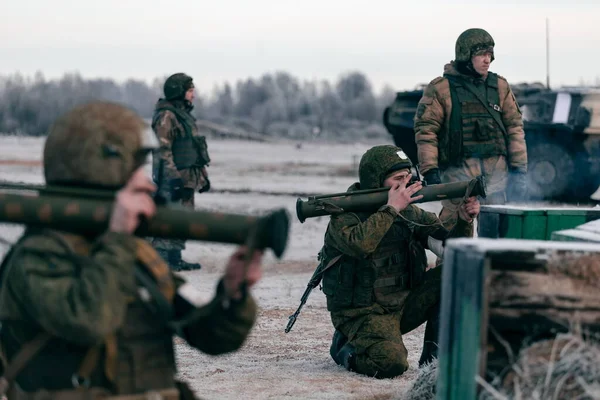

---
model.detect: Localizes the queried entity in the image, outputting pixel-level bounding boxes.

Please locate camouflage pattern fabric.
[152,186,195,252]
[0,229,257,395]
[455,28,495,62]
[414,62,527,175]
[323,145,473,378]
[152,99,210,192]
[437,156,507,234]
[151,99,209,253]
[358,145,413,190]
[330,266,442,378]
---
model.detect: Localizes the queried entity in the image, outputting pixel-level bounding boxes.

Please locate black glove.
[423,169,442,185]
[198,178,211,193]
[506,171,528,203]
[169,178,184,202]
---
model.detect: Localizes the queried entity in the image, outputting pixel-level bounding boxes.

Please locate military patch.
[416,102,428,119]
[397,150,409,160]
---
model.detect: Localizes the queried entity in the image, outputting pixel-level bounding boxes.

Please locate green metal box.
[551,218,600,242]
[478,205,600,240]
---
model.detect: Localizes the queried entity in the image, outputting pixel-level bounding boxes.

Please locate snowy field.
[0,135,444,399]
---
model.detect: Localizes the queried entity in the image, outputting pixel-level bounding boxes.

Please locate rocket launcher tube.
[0,190,290,259]
[296,176,487,223]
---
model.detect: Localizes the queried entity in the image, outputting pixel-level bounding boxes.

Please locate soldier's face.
[185,88,195,102]
[383,169,411,188]
[472,53,492,76]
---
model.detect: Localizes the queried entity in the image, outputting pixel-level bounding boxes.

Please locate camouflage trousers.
[439,155,508,235]
[151,189,195,251]
[330,266,442,378]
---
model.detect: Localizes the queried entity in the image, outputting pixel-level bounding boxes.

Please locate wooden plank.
[435,238,600,400]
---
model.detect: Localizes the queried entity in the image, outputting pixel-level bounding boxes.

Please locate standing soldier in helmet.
[151,73,211,271]
[415,28,528,235]
[0,102,262,399]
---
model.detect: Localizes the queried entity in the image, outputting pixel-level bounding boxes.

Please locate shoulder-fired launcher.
[0,182,289,258]
[296,176,486,223]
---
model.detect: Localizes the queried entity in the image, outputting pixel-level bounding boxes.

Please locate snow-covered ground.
[0,136,440,399]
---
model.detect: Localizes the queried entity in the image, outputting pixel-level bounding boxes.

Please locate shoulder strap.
[153,105,195,138]
[0,332,51,395]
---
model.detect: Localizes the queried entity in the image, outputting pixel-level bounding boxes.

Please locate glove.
[423,169,442,185]
[198,178,211,193]
[169,178,184,202]
[506,171,528,203]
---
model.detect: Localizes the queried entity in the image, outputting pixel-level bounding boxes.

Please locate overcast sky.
[2,0,599,94]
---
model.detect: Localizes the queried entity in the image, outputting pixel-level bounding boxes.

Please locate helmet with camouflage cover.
[163,73,195,101]
[43,101,158,189]
[455,28,495,63]
[359,145,413,189]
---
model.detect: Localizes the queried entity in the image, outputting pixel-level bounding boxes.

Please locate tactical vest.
[0,230,180,397]
[322,217,413,312]
[152,105,201,171]
[443,72,507,166]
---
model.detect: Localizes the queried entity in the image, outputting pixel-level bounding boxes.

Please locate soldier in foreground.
[415,28,527,235]
[323,145,480,378]
[151,73,211,271]
[0,102,261,399]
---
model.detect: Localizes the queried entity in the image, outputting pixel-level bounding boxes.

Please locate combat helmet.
[455,28,495,62]
[43,102,158,188]
[163,73,194,101]
[359,145,413,189]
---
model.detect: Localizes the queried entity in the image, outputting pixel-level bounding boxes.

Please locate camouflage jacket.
[414,62,527,174]
[0,229,256,394]
[152,99,209,192]
[324,184,473,259]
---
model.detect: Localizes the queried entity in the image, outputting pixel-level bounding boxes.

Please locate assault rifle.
[295,176,487,223]
[0,181,290,258]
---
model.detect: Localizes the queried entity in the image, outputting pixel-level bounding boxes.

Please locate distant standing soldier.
[414,28,528,234]
[151,73,211,271]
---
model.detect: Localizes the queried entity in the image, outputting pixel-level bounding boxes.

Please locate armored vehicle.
[383,84,600,202]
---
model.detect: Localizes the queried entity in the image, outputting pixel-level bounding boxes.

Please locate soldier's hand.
[110,168,157,234]
[223,246,264,301]
[458,196,480,222]
[387,174,424,213]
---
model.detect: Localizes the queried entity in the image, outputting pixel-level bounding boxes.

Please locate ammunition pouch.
[192,136,211,167]
[322,253,374,312]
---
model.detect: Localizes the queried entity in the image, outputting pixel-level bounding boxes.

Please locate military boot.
[337,343,356,372]
[418,303,441,367]
[330,330,348,365]
[330,330,356,371]
[162,250,202,271]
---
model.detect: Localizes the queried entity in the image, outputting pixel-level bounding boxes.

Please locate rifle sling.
[448,76,507,137]
[312,255,343,286]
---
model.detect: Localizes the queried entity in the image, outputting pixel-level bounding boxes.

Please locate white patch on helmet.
[396,150,408,160]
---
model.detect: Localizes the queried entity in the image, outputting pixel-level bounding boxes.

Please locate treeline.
[0,71,398,140]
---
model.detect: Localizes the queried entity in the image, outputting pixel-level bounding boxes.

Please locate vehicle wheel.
[527,142,575,199]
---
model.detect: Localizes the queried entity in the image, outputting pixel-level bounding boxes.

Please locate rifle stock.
[0,184,290,258]
[296,176,487,223]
